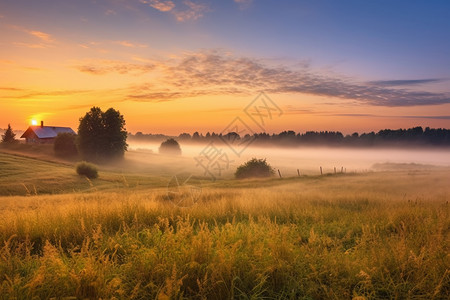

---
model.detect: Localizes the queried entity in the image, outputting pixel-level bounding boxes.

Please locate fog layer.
[127,141,450,178]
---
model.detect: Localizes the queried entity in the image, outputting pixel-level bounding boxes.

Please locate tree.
[77,107,127,162]
[235,158,274,179]
[1,124,18,144]
[102,108,128,158]
[159,138,182,155]
[54,132,78,157]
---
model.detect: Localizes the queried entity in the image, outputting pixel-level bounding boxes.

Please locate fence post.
[297,169,300,177]
[320,166,323,175]
[278,169,282,178]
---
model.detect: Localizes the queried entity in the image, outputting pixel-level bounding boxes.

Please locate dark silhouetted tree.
[159,138,182,155]
[103,108,128,158]
[1,124,18,144]
[54,132,78,157]
[192,131,201,142]
[77,107,127,162]
[178,133,191,140]
[127,126,450,147]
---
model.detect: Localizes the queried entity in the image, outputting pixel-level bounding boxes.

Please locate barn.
[21,121,76,144]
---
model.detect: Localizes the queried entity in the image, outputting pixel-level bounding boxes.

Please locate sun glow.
[31,120,38,125]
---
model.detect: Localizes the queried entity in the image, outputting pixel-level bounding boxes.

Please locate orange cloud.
[75,60,155,75]
[114,40,147,48]
[106,50,450,107]
[141,0,209,22]
[173,0,209,21]
[141,0,175,12]
[13,42,47,49]
[28,30,53,42]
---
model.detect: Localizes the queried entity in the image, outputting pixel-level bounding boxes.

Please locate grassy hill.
[0,151,172,196]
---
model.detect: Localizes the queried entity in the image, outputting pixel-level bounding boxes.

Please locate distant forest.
[129,126,450,147]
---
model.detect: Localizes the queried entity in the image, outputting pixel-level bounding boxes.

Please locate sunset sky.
[1,0,449,135]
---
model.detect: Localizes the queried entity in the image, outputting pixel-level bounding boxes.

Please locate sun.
[31,120,38,125]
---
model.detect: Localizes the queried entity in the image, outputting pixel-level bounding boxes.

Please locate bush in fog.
[54,132,78,157]
[235,158,274,179]
[159,138,182,155]
[76,161,98,179]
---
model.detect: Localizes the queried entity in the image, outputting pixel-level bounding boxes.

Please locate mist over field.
[127,141,450,179]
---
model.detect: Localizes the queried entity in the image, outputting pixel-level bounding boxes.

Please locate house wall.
[24,131,39,144]
[39,138,55,144]
[25,135,55,144]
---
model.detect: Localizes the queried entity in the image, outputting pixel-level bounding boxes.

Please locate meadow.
[0,149,449,299]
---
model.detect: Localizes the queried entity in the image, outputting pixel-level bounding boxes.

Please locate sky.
[1,0,450,135]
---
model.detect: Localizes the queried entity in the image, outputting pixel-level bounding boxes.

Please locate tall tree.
[1,124,18,144]
[77,107,127,162]
[102,108,127,158]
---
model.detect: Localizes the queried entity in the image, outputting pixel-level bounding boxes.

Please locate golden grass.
[0,167,449,299]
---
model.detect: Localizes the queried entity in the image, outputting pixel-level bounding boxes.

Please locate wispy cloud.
[0,60,46,72]
[0,88,93,100]
[331,113,378,117]
[74,49,450,107]
[0,86,128,113]
[27,30,53,42]
[0,87,26,92]
[401,115,450,120]
[234,0,253,10]
[141,0,209,21]
[368,79,443,87]
[164,51,450,106]
[325,113,450,120]
[173,0,209,21]
[76,60,155,75]
[113,40,147,48]
[13,42,48,49]
[141,0,175,12]
[282,106,314,115]
[9,26,55,48]
[269,107,450,122]
[105,9,117,16]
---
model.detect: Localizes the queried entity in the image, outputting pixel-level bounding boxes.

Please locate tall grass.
[0,173,448,299]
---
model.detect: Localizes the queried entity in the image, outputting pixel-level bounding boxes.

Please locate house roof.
[21,126,76,139]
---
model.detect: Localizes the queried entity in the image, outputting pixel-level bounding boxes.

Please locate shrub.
[159,138,182,155]
[54,133,78,157]
[76,161,98,179]
[235,158,274,179]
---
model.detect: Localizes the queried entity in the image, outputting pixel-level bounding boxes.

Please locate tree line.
[129,126,450,147]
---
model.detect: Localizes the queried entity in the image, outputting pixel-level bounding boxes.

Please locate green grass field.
[0,150,449,299]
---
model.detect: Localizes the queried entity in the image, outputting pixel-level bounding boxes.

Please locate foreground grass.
[0,168,449,299]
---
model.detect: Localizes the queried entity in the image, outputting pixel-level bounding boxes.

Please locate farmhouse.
[21,121,76,144]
